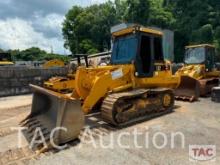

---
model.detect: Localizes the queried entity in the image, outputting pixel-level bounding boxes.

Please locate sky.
[0,0,108,54]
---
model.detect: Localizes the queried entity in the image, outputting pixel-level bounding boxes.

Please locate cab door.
[205,47,215,71]
[135,34,154,77]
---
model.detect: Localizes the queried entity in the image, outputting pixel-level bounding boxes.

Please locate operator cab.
[184,44,215,70]
[111,25,164,78]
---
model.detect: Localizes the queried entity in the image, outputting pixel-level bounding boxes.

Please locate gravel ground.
[30,98,220,165]
[0,95,219,165]
[0,94,32,110]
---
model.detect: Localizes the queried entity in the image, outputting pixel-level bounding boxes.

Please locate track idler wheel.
[161,91,174,110]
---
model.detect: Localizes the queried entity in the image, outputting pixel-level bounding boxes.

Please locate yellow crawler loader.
[43,59,65,69]
[21,25,181,151]
[0,52,14,66]
[175,44,220,101]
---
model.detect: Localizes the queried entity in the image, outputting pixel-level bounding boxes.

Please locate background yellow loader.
[21,24,181,151]
[0,52,14,66]
[43,59,65,69]
[175,44,220,101]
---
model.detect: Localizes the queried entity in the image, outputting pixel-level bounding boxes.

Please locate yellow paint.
[112,83,133,93]
[176,64,220,80]
[176,64,205,80]
[185,44,215,49]
[0,61,14,65]
[43,59,64,69]
[112,26,163,37]
[139,27,163,36]
[44,78,75,92]
[163,94,172,107]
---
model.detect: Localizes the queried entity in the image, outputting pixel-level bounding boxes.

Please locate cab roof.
[112,25,163,37]
[185,44,215,49]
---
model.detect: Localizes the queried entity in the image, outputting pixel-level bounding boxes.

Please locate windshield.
[184,47,206,64]
[111,34,138,64]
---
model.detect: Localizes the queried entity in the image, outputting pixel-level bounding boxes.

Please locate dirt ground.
[0,95,219,165]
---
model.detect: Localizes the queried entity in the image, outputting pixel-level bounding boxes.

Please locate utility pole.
[50,45,54,54]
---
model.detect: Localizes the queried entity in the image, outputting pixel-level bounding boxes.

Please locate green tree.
[215,26,220,47]
[61,0,220,63]
[123,0,150,25]
[115,0,127,21]
[16,47,46,61]
[62,2,118,55]
[214,26,220,61]
[62,6,84,54]
[165,0,217,61]
[148,0,175,28]
[1,47,70,62]
[191,24,214,44]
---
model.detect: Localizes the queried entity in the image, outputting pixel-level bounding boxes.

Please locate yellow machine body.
[41,62,180,113]
[43,59,65,69]
[22,24,181,151]
[72,63,179,114]
[44,76,75,93]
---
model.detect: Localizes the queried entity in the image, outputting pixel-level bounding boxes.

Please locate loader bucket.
[174,76,200,102]
[21,84,84,149]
